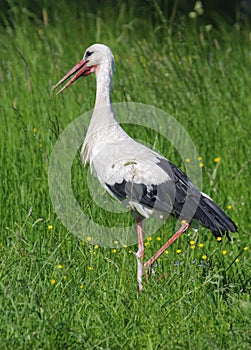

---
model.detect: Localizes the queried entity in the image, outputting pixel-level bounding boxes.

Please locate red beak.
[53,59,93,94]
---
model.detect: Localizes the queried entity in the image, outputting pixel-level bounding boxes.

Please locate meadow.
[0,1,251,349]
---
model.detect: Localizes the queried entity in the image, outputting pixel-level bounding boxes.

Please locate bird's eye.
[86,51,94,58]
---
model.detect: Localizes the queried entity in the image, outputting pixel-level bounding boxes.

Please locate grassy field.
[0,1,251,349]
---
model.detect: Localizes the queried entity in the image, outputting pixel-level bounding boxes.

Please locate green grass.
[0,1,251,349]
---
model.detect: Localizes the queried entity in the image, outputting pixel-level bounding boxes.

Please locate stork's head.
[54,44,114,94]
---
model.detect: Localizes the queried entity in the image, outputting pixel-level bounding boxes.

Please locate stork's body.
[54,44,237,293]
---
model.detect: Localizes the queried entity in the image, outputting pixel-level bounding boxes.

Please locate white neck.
[81,57,128,165]
[94,60,113,109]
[88,59,116,132]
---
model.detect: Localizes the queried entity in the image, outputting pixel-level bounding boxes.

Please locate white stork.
[54,44,237,293]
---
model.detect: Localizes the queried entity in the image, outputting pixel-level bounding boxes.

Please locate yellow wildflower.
[243,246,248,251]
[50,279,56,285]
[227,205,232,210]
[198,243,204,248]
[222,250,227,255]
[185,158,191,163]
[86,236,92,242]
[214,157,221,163]
[176,249,182,254]
[57,264,63,269]
[48,225,53,230]
[217,237,222,242]
[201,255,207,260]
[87,266,93,271]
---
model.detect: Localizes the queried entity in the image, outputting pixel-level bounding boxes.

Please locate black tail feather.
[193,195,238,238]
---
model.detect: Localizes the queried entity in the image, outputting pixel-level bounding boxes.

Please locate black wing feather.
[106,180,174,213]
[106,157,237,238]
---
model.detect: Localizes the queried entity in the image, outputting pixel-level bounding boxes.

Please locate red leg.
[144,222,190,270]
[135,217,144,294]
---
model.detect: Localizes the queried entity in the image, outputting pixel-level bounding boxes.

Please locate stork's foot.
[156,273,169,282]
[144,264,156,284]
[135,221,190,293]
[143,222,190,283]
